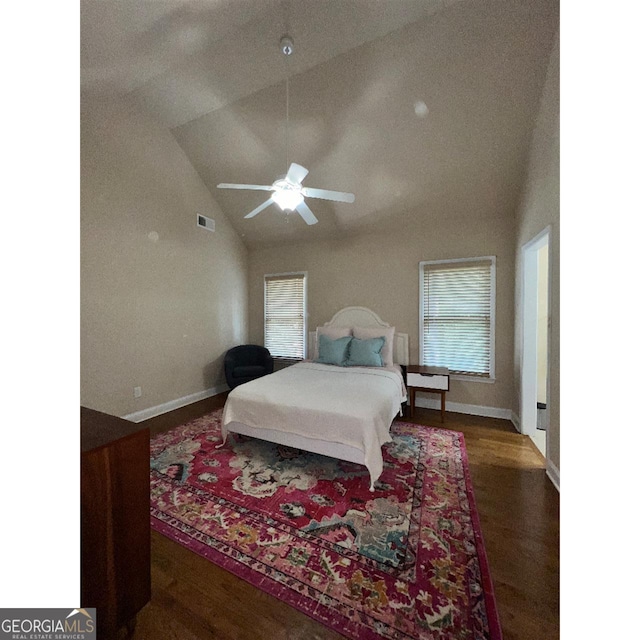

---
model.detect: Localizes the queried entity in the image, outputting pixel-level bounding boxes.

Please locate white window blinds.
[264,273,306,359]
[420,258,495,378]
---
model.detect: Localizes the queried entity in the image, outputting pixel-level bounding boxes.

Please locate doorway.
[521,227,551,457]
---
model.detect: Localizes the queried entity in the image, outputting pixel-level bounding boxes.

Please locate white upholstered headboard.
[308,306,409,366]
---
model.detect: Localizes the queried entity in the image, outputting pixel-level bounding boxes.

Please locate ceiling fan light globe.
[273,189,304,211]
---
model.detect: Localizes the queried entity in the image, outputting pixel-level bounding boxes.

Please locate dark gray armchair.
[224,345,274,390]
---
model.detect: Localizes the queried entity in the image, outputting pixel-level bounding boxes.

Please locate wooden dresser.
[81,407,150,638]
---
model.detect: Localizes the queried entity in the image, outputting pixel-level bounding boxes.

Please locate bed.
[220,307,408,491]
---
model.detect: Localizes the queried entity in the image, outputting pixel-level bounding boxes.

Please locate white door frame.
[520,226,552,444]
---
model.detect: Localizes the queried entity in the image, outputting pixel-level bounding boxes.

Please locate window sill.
[450,374,495,384]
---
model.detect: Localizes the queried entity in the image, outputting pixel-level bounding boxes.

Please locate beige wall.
[249,212,516,412]
[513,34,560,471]
[81,96,248,417]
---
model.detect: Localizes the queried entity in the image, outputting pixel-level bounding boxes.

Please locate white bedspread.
[221,362,407,486]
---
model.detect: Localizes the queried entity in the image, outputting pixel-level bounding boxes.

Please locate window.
[420,257,495,379]
[264,272,307,359]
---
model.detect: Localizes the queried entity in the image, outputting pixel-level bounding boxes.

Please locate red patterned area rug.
[150,409,502,640]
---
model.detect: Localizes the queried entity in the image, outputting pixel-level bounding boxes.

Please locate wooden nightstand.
[406,365,450,421]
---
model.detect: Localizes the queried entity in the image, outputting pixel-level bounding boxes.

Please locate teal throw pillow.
[315,334,352,366]
[345,336,386,367]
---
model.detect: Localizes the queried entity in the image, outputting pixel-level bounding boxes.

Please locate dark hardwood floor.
[129,394,559,640]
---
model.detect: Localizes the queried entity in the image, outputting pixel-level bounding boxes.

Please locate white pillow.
[313,326,352,359]
[353,326,395,366]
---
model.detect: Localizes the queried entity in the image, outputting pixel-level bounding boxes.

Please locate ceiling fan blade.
[244,197,274,219]
[302,187,355,203]
[217,183,273,191]
[285,163,309,185]
[295,200,318,225]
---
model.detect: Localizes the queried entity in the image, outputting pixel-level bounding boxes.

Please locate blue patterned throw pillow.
[314,334,353,366]
[345,336,385,367]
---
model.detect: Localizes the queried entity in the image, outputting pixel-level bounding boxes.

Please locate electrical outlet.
[134,386,142,398]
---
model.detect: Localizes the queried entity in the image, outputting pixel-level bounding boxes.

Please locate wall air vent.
[197,214,215,232]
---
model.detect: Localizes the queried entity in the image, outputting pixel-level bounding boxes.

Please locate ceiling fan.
[216,36,355,226]
[217,162,354,226]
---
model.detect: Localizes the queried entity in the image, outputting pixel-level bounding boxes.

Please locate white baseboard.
[509,410,559,491]
[546,459,560,492]
[414,397,512,420]
[122,383,229,423]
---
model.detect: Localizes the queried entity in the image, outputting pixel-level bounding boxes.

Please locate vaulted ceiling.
[82,0,559,248]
